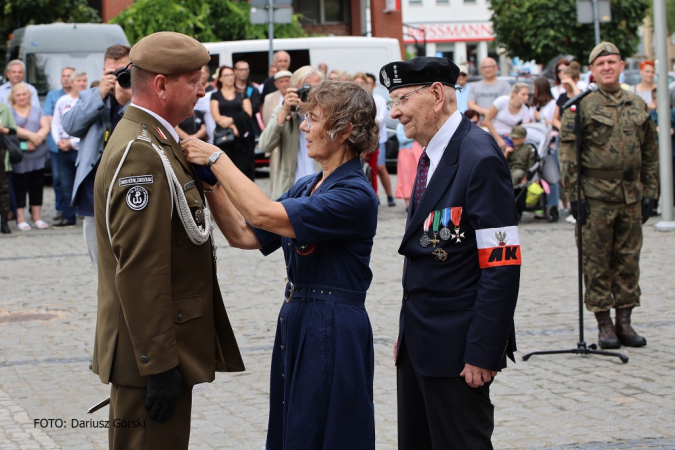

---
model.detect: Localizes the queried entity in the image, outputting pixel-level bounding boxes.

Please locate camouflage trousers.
[575,198,642,312]
[0,149,9,215]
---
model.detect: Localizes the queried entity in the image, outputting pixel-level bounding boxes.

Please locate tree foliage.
[490,0,649,64]
[111,0,307,46]
[667,0,675,34]
[1,0,100,69]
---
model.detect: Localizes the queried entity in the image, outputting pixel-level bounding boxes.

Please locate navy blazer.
[398,114,520,377]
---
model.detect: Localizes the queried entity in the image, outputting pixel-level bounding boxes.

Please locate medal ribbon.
[423,212,434,234]
[432,210,441,234]
[451,207,463,228]
[441,208,450,228]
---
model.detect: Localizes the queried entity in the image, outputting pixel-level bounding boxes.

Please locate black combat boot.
[594,311,620,349]
[615,308,647,347]
[1,214,10,234]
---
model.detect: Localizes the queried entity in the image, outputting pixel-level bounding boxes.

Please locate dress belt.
[284,282,366,305]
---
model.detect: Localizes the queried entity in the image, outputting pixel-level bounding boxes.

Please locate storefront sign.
[403,23,494,43]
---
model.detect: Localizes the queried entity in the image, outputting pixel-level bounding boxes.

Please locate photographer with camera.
[259,66,323,200]
[61,45,132,269]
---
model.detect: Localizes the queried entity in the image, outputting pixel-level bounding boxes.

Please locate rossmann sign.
[403,23,495,43]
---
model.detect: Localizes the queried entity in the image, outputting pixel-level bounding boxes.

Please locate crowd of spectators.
[1,49,673,234]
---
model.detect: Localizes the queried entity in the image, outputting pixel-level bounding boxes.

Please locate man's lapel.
[124,106,201,195]
[399,115,471,248]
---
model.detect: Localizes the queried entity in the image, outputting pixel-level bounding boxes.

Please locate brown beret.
[589,42,620,65]
[130,32,210,75]
[510,126,527,139]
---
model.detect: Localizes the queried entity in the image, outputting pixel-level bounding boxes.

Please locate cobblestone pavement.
[1,178,674,450]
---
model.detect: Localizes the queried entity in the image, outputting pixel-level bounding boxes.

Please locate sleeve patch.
[126,186,149,211]
[476,226,522,268]
[119,175,154,187]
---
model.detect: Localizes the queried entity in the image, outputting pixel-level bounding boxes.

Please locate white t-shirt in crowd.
[51,94,81,148]
[530,99,557,123]
[490,95,531,136]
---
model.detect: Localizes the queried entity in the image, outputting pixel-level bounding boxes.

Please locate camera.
[291,83,312,112]
[113,63,133,89]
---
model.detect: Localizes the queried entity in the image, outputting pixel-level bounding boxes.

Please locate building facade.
[401,0,495,73]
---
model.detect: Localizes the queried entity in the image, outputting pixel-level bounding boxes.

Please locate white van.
[5,23,129,96]
[203,36,401,84]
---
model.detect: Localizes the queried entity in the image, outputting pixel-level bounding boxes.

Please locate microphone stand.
[523,96,628,364]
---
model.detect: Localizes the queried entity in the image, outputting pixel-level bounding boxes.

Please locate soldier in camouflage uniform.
[559,42,659,349]
[505,125,537,187]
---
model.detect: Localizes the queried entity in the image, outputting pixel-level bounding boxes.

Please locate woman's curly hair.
[298,80,379,156]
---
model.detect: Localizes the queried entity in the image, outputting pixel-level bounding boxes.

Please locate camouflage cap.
[510,125,527,139]
[130,32,210,75]
[589,42,620,65]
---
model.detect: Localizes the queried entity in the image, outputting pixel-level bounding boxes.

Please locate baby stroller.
[513,122,561,222]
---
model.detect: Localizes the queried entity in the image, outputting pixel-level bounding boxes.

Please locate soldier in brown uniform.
[559,42,659,350]
[93,32,244,449]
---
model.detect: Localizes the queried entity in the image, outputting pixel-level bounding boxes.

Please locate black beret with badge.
[130,31,211,75]
[379,57,460,93]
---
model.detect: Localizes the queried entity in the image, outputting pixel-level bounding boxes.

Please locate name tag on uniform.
[119,175,153,187]
[184,180,196,192]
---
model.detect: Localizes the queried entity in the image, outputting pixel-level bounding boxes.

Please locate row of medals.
[420,209,464,262]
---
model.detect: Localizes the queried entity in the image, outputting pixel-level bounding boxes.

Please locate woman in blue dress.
[181,80,379,449]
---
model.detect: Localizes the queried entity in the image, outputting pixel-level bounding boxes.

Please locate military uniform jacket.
[507,143,537,173]
[398,114,520,378]
[93,105,244,387]
[559,88,659,203]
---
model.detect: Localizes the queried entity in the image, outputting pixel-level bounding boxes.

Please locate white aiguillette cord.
[106,138,213,259]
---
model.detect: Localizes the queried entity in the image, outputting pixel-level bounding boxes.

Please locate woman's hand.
[28,132,43,147]
[181,137,220,166]
[495,135,506,150]
[219,116,233,128]
[230,124,240,137]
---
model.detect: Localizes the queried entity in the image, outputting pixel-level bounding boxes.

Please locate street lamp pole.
[591,0,601,45]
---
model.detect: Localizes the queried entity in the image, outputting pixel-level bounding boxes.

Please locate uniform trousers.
[397,342,494,450]
[108,382,192,450]
[578,198,642,312]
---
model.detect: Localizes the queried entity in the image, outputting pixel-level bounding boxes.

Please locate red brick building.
[96,0,403,55]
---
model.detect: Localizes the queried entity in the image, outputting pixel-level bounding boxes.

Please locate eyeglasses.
[387,85,431,109]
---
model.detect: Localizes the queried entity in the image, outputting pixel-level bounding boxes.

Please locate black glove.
[641,198,656,224]
[570,199,590,225]
[145,367,182,422]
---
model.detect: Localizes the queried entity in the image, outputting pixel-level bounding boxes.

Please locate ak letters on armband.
[476,226,521,268]
[417,206,522,267]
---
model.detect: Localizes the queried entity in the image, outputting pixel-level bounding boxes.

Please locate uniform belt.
[581,167,639,181]
[284,282,366,305]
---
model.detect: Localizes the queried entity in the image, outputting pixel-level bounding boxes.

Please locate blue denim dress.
[252,156,378,449]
